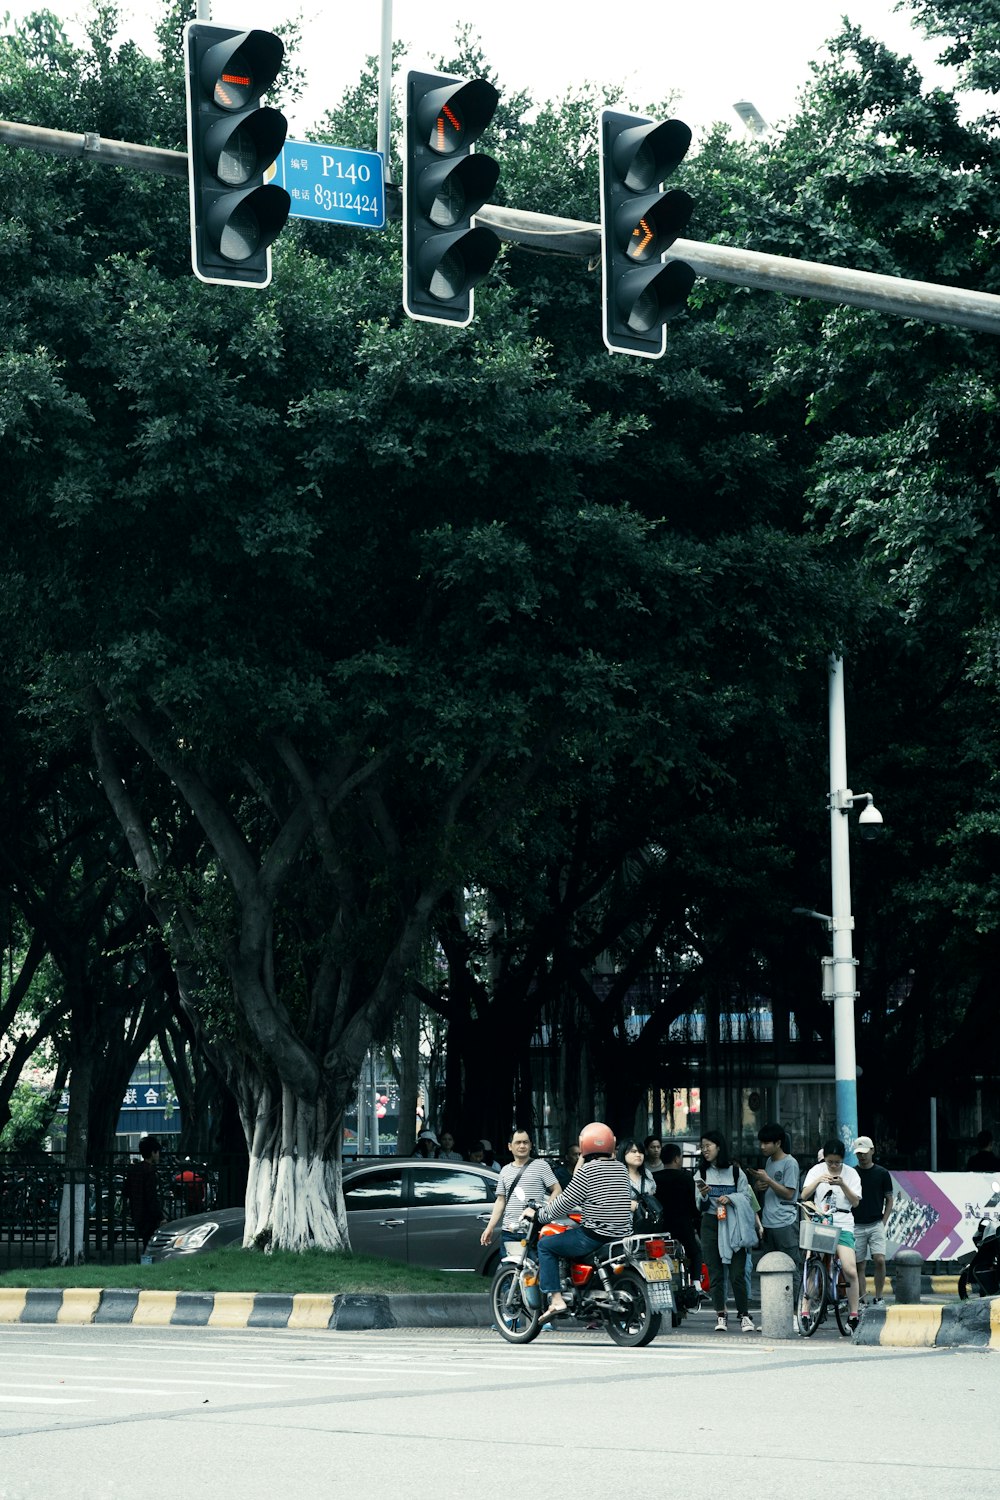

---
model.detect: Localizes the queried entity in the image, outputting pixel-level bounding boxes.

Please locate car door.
[344,1166,406,1263]
[405,1165,496,1272]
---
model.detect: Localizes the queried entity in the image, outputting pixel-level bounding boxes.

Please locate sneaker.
[872,1297,885,1306]
[740,1315,756,1333]
[715,1315,727,1332]
[848,1314,860,1333]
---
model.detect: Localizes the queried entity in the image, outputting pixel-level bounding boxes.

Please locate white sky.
[2,1,961,140]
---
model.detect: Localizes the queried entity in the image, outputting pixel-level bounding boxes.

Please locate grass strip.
[0,1247,485,1296]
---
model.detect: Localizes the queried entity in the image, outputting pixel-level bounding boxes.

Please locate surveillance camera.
[858,802,884,841]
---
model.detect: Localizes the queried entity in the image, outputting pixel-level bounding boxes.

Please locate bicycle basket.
[800,1219,839,1253]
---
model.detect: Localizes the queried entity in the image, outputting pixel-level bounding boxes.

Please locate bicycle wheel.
[833,1267,851,1335]
[490,1265,542,1344]
[797,1255,827,1336]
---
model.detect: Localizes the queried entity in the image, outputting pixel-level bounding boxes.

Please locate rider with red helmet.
[528,1122,633,1318]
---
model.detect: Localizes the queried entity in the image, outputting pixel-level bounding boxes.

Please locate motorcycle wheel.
[796,1257,827,1337]
[957,1268,971,1301]
[603,1272,662,1347]
[490,1265,542,1344]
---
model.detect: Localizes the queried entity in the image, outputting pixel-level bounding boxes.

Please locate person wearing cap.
[852,1135,894,1306]
[414,1129,440,1158]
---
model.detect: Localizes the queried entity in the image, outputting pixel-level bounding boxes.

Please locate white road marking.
[0,1394,86,1406]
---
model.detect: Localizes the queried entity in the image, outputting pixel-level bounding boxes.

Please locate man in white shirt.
[800,1138,862,1330]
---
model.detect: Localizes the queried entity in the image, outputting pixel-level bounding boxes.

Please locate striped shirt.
[537,1157,634,1239]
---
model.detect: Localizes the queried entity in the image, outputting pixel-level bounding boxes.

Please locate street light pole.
[828,654,859,1157]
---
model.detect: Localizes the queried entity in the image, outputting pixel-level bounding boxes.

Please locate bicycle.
[796,1202,852,1337]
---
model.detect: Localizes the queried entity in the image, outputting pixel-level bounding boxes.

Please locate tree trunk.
[242,1082,350,1252]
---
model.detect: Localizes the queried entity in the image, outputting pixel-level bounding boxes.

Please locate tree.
[729,1,1000,1151]
[8,6,861,1249]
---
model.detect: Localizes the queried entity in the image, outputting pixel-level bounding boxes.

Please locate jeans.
[701,1213,749,1317]
[538,1225,606,1294]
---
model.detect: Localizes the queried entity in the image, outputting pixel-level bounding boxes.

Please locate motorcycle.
[490,1206,683,1346]
[957,1180,1000,1299]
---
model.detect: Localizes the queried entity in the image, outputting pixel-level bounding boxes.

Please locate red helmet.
[578,1121,616,1157]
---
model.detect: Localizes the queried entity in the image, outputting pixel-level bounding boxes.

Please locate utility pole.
[826,656,883,1163]
[828,655,860,1157]
[377,0,392,169]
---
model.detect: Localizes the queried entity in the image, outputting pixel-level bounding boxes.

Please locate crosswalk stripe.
[0,1394,85,1405]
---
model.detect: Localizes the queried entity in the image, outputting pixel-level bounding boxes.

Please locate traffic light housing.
[598,109,696,357]
[183,22,291,288]
[403,70,502,327]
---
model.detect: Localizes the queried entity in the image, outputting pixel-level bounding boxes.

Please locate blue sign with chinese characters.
[274,140,385,229]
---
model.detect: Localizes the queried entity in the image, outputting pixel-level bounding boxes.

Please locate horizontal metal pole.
[0,119,187,177]
[674,236,1000,337]
[475,202,601,260]
[5,118,1000,334]
[478,204,1000,336]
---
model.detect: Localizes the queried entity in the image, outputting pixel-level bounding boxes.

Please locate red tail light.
[644,1238,666,1258]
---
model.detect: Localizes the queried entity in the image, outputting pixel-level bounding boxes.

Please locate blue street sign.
[274,140,385,229]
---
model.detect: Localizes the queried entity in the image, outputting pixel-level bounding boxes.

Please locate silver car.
[144,1158,500,1274]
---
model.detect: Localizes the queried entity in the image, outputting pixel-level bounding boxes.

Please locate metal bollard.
[757,1250,797,1339]
[892,1249,924,1303]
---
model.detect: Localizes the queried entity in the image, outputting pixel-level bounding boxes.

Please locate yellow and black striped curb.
[853,1296,1000,1349]
[874,1275,960,1296]
[0,1288,492,1331]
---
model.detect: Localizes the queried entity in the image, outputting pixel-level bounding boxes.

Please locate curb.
[874,1275,960,1296]
[0,1287,492,1331]
[853,1295,1000,1350]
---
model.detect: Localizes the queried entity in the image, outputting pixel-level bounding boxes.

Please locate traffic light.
[183,21,291,288]
[403,69,502,327]
[598,108,696,358]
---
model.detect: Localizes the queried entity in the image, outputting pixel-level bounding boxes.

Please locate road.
[0,1320,997,1500]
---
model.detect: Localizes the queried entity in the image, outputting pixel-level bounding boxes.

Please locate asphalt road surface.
[0,1320,997,1500]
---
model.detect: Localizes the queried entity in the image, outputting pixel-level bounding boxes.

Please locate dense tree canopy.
[2,0,999,1227]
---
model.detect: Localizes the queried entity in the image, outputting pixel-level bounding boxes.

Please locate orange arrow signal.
[436,103,462,151]
[632,216,655,258]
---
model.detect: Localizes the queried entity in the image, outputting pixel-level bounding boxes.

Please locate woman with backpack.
[695,1129,757,1332]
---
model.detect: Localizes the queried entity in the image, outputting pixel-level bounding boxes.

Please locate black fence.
[0,1152,249,1271]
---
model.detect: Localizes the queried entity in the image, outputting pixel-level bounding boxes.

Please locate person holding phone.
[799,1138,862,1330]
[695,1130,756,1332]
